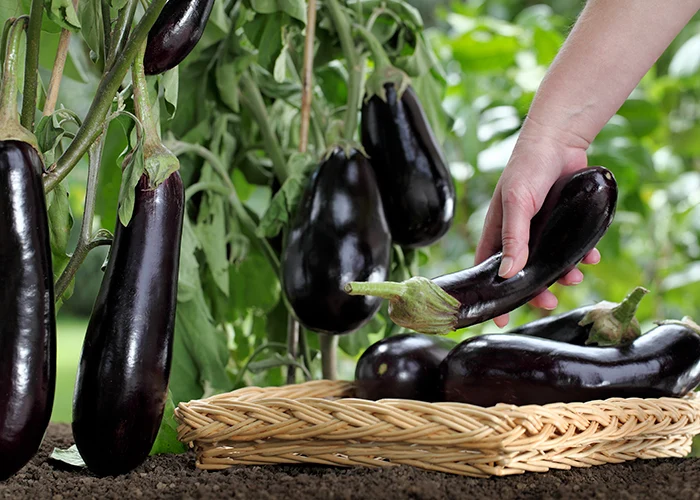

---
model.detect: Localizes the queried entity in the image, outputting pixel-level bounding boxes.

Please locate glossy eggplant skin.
[355,333,455,402]
[143,0,215,75]
[507,306,595,345]
[282,148,392,335]
[72,173,184,477]
[435,167,617,329]
[0,142,56,481]
[361,84,456,248]
[441,324,700,407]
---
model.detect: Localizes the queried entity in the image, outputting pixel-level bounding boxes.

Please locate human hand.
[475,118,601,328]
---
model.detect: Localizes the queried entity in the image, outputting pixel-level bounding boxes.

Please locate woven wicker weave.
[174,380,700,477]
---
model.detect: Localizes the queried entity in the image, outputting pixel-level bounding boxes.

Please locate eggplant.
[441,319,700,407]
[361,83,456,248]
[281,147,392,335]
[346,166,618,334]
[143,0,215,75]
[509,286,648,346]
[355,333,455,402]
[72,173,184,476]
[0,141,56,481]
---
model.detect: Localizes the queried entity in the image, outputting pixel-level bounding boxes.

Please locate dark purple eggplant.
[143,0,215,75]
[361,83,456,248]
[0,18,56,482]
[346,167,617,334]
[441,318,700,407]
[0,141,56,481]
[355,333,455,402]
[72,173,184,476]
[281,147,392,335]
[508,286,648,346]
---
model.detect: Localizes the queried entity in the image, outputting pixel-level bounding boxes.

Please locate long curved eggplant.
[361,83,456,248]
[143,0,215,75]
[281,147,392,335]
[0,141,56,481]
[355,333,455,402]
[508,286,648,346]
[441,319,700,407]
[72,172,184,476]
[346,167,617,334]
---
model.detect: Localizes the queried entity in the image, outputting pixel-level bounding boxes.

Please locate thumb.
[498,187,539,279]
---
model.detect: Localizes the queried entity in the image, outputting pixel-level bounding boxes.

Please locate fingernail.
[498,257,514,278]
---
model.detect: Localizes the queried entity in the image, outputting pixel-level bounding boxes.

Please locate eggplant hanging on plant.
[355,333,455,402]
[441,318,700,407]
[72,44,185,477]
[346,166,618,334]
[508,286,649,347]
[281,147,392,335]
[143,0,215,75]
[358,25,455,249]
[0,18,56,482]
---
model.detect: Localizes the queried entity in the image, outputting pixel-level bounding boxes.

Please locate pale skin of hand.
[476,0,700,328]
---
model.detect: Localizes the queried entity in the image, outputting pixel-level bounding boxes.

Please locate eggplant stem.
[657,317,700,335]
[345,280,407,300]
[611,286,649,324]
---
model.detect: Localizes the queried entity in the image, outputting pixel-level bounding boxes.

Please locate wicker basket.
[174,380,700,478]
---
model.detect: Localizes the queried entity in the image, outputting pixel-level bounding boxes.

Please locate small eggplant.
[361,83,456,248]
[441,318,700,407]
[144,0,215,75]
[509,286,649,346]
[72,173,184,476]
[355,333,455,402]
[346,167,617,334]
[281,147,392,335]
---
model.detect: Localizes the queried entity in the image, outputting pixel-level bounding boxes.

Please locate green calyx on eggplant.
[0,18,56,482]
[281,147,392,335]
[361,82,456,248]
[509,286,649,346]
[354,333,455,402]
[346,166,618,334]
[143,0,215,75]
[440,317,700,407]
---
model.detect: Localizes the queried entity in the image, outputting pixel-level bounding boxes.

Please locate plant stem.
[0,17,16,77]
[326,0,363,141]
[131,41,159,148]
[286,317,300,384]
[55,134,112,299]
[299,328,312,376]
[239,72,288,182]
[20,0,43,130]
[353,24,392,69]
[105,0,138,73]
[167,140,281,275]
[299,0,317,153]
[44,0,80,118]
[320,334,338,380]
[101,0,112,60]
[0,19,26,122]
[44,0,169,193]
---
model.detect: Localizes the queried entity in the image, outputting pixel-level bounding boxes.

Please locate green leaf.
[338,315,385,357]
[111,0,128,9]
[230,249,281,317]
[49,445,86,468]
[451,29,520,72]
[195,178,230,296]
[249,0,306,24]
[160,67,179,120]
[410,73,448,146]
[44,0,81,32]
[117,138,145,227]
[617,98,661,137]
[244,13,286,73]
[149,391,187,455]
[78,0,104,69]
[177,217,203,303]
[533,26,562,66]
[35,109,81,165]
[46,182,74,308]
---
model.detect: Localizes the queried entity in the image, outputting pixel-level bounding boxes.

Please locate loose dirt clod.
[1,424,699,499]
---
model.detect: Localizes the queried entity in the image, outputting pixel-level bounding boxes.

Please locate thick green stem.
[167,140,281,275]
[105,0,138,73]
[580,286,649,346]
[353,24,392,70]
[131,41,160,147]
[239,72,288,182]
[101,0,112,60]
[612,286,649,324]
[345,280,407,300]
[44,0,169,193]
[326,0,363,141]
[0,17,14,71]
[20,0,42,130]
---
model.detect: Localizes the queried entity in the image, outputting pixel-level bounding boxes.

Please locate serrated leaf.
[44,0,81,32]
[46,182,74,308]
[149,391,187,455]
[49,445,86,468]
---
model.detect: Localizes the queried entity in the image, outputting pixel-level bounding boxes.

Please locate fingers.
[475,190,503,265]
[529,289,558,310]
[493,313,509,328]
[498,186,536,278]
[557,268,583,286]
[582,248,601,265]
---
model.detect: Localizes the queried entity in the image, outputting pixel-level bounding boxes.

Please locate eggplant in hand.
[355,333,455,402]
[346,167,617,334]
[361,83,456,248]
[281,147,392,335]
[441,318,700,407]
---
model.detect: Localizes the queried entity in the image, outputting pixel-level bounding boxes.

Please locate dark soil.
[2,423,699,499]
